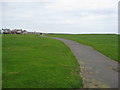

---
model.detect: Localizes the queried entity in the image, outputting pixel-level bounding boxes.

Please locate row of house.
[0,29,27,34]
[0,28,42,35]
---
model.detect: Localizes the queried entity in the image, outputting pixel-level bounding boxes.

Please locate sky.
[1,0,119,34]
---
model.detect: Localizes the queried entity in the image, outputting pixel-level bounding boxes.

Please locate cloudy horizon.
[1,0,119,34]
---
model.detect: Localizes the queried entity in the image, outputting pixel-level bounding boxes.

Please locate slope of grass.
[47,34,119,62]
[2,34,83,88]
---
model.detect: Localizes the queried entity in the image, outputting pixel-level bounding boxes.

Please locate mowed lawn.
[2,34,83,88]
[47,34,119,62]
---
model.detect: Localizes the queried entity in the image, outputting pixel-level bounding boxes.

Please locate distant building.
[11,29,28,34]
[27,32,34,34]
[2,28,11,34]
[0,29,2,34]
[1,28,44,35]
[22,30,28,34]
[13,29,23,34]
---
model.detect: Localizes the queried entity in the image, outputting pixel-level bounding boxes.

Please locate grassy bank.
[47,34,119,62]
[2,34,83,88]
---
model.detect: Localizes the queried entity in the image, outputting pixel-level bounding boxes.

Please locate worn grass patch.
[47,34,119,62]
[2,34,83,88]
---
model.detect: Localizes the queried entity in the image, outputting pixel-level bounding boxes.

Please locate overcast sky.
[1,0,119,34]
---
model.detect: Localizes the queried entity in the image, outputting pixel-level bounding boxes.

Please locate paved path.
[42,35,119,88]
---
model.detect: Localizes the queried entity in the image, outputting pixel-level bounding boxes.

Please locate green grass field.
[47,34,119,62]
[2,34,83,88]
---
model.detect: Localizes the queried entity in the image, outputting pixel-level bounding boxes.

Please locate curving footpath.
[42,35,119,88]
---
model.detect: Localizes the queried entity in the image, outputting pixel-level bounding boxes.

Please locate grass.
[2,34,83,88]
[47,34,119,62]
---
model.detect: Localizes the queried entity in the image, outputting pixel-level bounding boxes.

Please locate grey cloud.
[2,1,118,34]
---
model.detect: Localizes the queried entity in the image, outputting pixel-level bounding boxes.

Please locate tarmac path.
[41,35,119,88]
